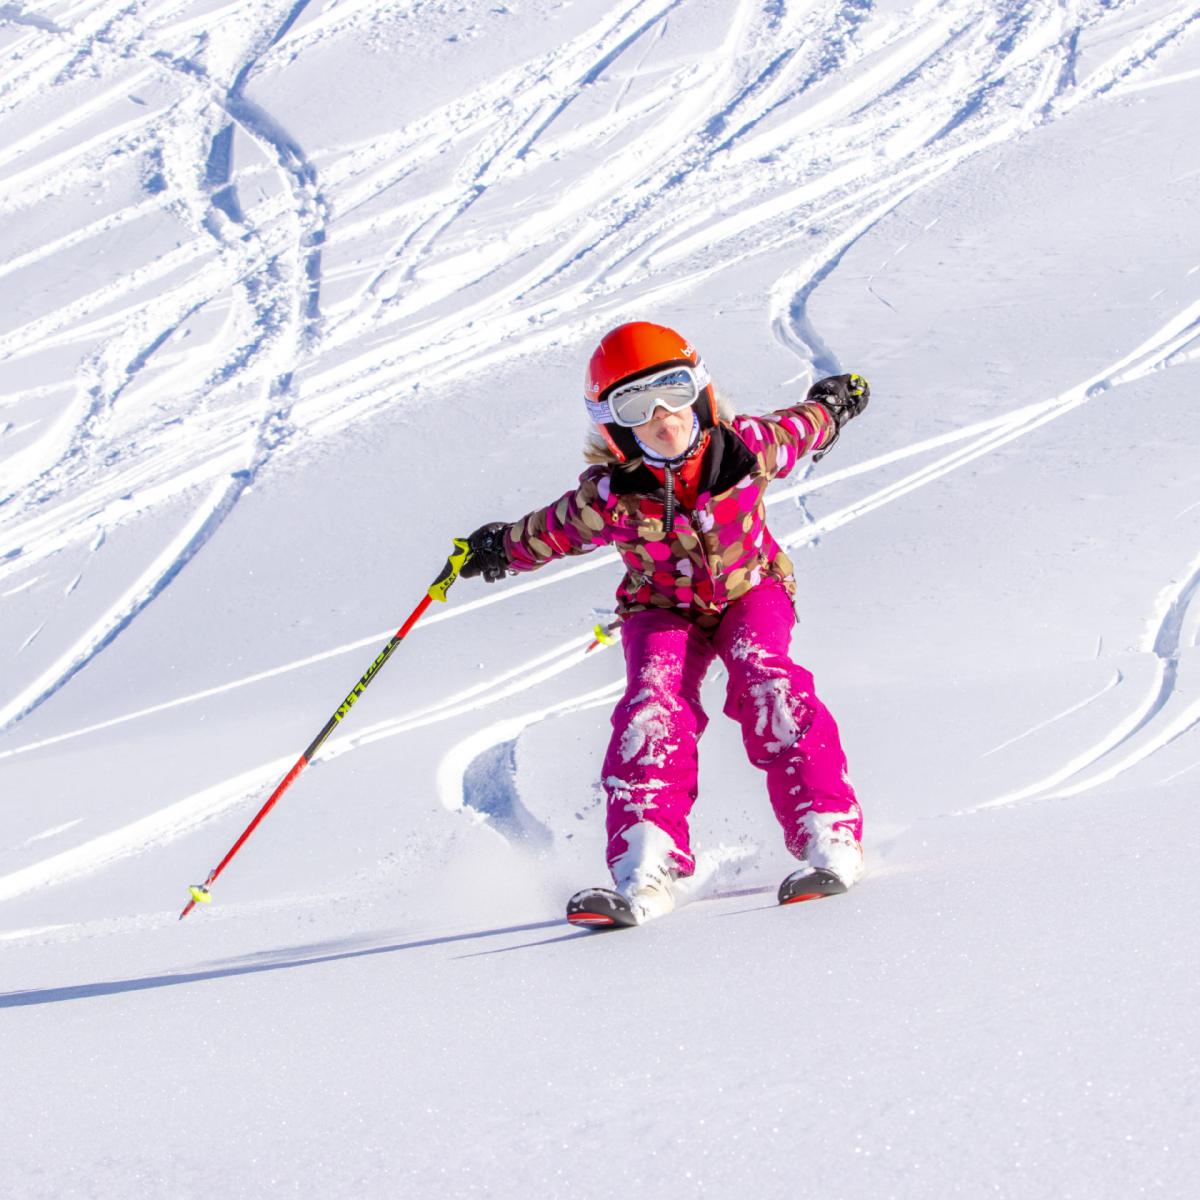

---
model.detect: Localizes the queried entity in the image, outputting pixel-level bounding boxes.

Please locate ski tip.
[565,887,640,930]
[777,868,849,906]
[566,911,618,928]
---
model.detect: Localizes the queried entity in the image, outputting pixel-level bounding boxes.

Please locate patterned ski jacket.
[503,400,836,629]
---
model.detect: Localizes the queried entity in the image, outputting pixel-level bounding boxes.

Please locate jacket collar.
[608,422,757,499]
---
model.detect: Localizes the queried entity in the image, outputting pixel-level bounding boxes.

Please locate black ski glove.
[807,373,869,460]
[807,373,870,429]
[461,522,511,583]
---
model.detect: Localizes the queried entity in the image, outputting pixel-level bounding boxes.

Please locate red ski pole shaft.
[179,539,472,920]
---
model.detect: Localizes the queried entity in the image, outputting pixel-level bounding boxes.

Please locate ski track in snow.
[2,0,1200,897]
[0,0,333,732]
[972,542,1200,810]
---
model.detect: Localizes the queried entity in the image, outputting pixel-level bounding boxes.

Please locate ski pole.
[178,539,472,920]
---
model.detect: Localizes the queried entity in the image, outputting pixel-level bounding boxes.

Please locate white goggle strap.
[585,395,612,425]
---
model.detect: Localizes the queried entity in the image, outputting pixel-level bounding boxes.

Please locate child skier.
[461,321,868,926]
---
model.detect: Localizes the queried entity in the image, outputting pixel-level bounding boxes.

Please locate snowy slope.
[2,1,1199,1196]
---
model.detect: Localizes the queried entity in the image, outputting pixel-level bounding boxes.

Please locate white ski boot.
[611,823,682,925]
[778,822,863,905]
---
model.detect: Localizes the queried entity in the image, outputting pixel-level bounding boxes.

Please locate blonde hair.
[582,385,736,465]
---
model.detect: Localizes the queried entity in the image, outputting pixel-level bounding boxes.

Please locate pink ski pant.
[602,579,861,876]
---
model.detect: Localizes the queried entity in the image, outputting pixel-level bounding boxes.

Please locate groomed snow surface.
[2,1,1198,1195]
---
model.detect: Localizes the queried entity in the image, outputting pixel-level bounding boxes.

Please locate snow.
[2,0,1198,1195]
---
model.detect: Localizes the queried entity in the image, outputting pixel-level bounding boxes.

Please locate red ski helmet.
[583,321,718,462]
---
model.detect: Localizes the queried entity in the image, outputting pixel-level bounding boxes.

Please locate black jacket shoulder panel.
[700,423,758,494]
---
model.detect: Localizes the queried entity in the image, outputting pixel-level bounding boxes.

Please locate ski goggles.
[587,361,711,428]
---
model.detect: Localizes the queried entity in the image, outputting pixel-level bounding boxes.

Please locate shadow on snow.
[0,916,579,1009]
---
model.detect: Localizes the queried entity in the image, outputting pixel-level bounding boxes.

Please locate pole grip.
[429,538,471,602]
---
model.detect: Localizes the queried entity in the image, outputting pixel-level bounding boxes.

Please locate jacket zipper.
[686,508,719,604]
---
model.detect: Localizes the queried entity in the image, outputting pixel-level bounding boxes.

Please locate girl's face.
[633,402,695,459]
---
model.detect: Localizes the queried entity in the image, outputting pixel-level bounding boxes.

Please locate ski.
[566,887,639,929]
[568,866,850,927]
[777,867,848,906]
